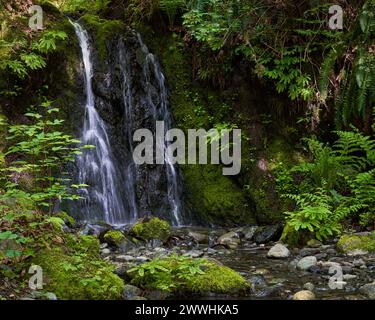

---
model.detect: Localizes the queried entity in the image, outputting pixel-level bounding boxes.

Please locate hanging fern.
[159,0,187,26]
[325,0,375,128]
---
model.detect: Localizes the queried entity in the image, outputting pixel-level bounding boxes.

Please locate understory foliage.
[124,0,373,130]
[0,1,68,87]
[128,254,248,293]
[0,102,90,212]
[280,129,375,241]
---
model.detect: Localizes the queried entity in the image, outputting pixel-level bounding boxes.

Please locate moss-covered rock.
[103,230,126,247]
[186,262,248,294]
[129,255,249,295]
[183,165,254,226]
[130,217,171,242]
[337,233,375,253]
[33,235,124,300]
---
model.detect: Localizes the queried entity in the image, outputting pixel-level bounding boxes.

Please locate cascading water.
[71,21,125,225]
[70,21,185,226]
[118,40,138,223]
[136,34,184,226]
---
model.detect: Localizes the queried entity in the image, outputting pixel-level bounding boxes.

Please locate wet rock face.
[71,28,187,224]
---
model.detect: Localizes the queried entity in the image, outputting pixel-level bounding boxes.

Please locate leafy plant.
[0,101,91,212]
[128,254,207,292]
[281,129,375,241]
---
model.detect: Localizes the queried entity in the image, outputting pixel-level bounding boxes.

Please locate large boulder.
[103,230,126,247]
[337,232,375,254]
[128,255,249,295]
[217,231,241,249]
[188,231,209,244]
[33,235,124,300]
[130,217,171,242]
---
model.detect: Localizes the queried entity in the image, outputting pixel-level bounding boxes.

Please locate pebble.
[115,255,135,262]
[293,290,315,300]
[297,256,317,271]
[303,282,315,291]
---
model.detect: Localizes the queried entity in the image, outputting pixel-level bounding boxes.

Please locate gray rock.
[288,259,298,271]
[347,249,368,256]
[123,285,142,300]
[254,224,283,244]
[267,243,290,259]
[217,231,240,249]
[115,255,135,262]
[297,256,317,271]
[243,226,258,241]
[300,248,320,257]
[100,243,108,249]
[319,261,341,268]
[45,292,58,300]
[101,248,111,256]
[303,282,315,291]
[255,283,284,298]
[183,250,204,258]
[353,258,365,267]
[359,282,375,299]
[136,256,150,263]
[188,231,209,244]
[315,253,328,260]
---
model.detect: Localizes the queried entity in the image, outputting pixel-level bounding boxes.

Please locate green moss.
[131,217,171,241]
[129,255,248,294]
[54,211,75,226]
[103,230,125,246]
[183,164,254,226]
[186,262,248,294]
[33,235,124,300]
[337,233,375,253]
[80,14,124,58]
[45,216,66,231]
[280,224,311,246]
[138,30,255,226]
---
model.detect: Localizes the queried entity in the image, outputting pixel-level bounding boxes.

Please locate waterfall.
[70,21,184,226]
[136,34,184,226]
[71,21,126,225]
[118,40,138,223]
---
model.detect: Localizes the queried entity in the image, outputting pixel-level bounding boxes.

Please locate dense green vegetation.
[0,0,374,300]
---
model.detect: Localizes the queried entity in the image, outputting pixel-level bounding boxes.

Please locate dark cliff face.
[68,26,188,225]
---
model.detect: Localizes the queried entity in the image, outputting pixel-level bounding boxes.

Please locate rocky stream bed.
[94,225,375,300]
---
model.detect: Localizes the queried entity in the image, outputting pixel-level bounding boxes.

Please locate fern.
[159,0,187,26]
[20,53,46,70]
[0,59,27,78]
[32,31,68,54]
